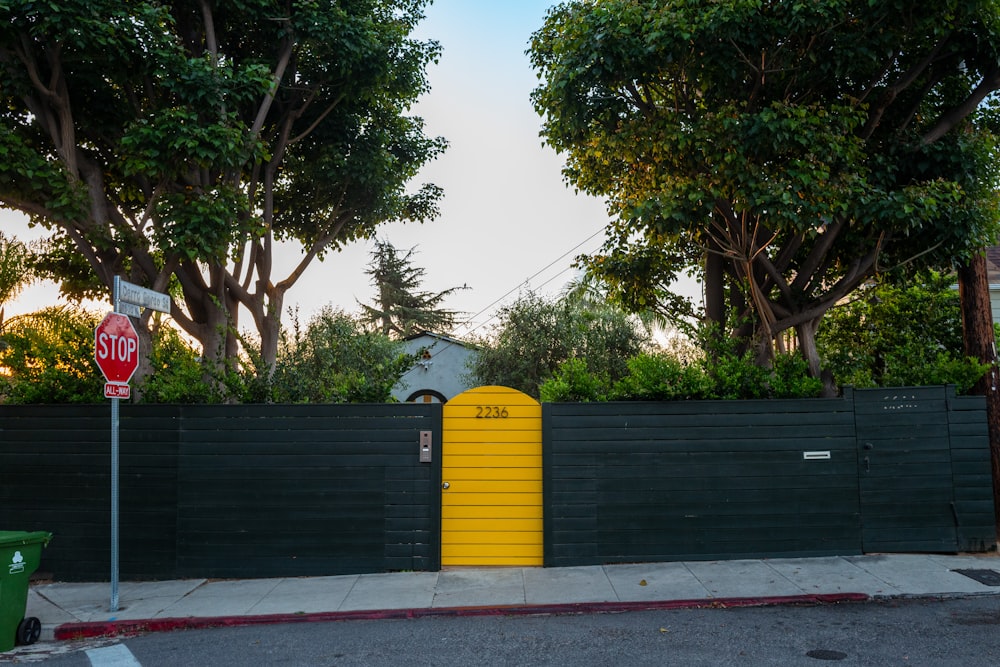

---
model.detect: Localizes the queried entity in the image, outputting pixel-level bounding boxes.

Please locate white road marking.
[86,643,141,667]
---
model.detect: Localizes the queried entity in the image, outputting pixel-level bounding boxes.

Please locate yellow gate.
[441,386,543,566]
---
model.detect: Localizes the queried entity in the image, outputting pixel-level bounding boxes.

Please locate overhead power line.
[451,224,608,338]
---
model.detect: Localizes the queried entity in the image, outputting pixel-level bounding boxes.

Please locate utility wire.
[450,224,608,338]
[401,226,609,400]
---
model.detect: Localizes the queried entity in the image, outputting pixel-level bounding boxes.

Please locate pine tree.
[360,240,465,338]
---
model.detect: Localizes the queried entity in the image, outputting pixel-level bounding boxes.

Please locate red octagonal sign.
[94,312,139,385]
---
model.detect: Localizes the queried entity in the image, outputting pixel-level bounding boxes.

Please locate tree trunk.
[259,289,285,378]
[193,292,235,396]
[701,245,728,363]
[131,318,153,403]
[795,318,821,377]
[957,251,1000,543]
[795,316,837,397]
[704,246,726,329]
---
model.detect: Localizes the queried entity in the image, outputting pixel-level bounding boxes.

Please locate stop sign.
[94,312,139,384]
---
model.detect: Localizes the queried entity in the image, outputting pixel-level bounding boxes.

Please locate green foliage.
[540,318,824,402]
[0,0,445,386]
[151,184,253,262]
[917,353,992,393]
[29,231,106,302]
[540,345,824,403]
[136,325,214,403]
[0,302,417,405]
[359,240,465,338]
[530,0,1000,373]
[608,353,713,401]
[468,293,648,399]
[767,353,826,400]
[539,358,609,403]
[695,325,823,399]
[266,307,414,403]
[0,306,103,403]
[817,274,989,393]
[0,306,218,404]
[706,349,773,400]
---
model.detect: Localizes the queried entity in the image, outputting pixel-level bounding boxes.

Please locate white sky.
[1,1,699,338]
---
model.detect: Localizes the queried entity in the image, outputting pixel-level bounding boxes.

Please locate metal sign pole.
[98,276,167,614]
[110,276,121,613]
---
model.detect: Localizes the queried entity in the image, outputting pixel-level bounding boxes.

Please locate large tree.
[359,239,465,338]
[530,0,1000,379]
[0,1,444,389]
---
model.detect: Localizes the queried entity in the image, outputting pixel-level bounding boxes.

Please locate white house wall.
[391,334,478,402]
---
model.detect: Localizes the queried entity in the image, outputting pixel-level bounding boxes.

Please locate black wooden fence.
[543,393,860,565]
[543,386,996,567]
[0,386,994,581]
[0,404,442,581]
[854,387,994,553]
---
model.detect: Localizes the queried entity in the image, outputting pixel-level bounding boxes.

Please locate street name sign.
[118,279,171,314]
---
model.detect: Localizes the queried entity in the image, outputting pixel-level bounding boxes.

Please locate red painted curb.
[53,593,870,641]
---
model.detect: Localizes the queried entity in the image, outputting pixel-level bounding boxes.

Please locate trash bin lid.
[0,531,52,548]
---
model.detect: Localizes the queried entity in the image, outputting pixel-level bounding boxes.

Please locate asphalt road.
[8,595,1000,666]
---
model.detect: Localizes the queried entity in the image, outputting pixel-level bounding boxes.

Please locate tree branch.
[921,65,1000,145]
[624,80,654,117]
[772,244,881,332]
[199,0,218,62]
[249,26,295,141]
[789,216,845,293]
[860,37,950,140]
[770,233,804,274]
[288,92,346,145]
[275,211,352,293]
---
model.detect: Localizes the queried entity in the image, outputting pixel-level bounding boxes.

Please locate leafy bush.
[468,293,648,398]
[898,352,990,394]
[0,304,416,405]
[0,306,103,403]
[0,306,214,404]
[265,307,414,403]
[706,348,772,399]
[540,347,822,402]
[764,352,823,398]
[539,358,609,402]
[609,353,713,400]
[137,325,214,403]
[817,274,988,393]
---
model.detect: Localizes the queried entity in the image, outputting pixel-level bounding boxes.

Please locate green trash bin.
[0,531,51,652]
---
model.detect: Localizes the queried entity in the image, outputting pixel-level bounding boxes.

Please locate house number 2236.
[476,406,509,418]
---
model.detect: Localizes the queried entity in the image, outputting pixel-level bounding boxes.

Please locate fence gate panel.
[441,386,543,566]
[855,387,959,552]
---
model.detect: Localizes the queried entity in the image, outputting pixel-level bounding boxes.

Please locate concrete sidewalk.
[20,553,1000,645]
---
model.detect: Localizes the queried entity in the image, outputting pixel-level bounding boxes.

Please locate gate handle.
[863,456,870,473]
[442,482,450,490]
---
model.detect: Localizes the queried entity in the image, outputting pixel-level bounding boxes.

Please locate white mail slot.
[802,451,831,460]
